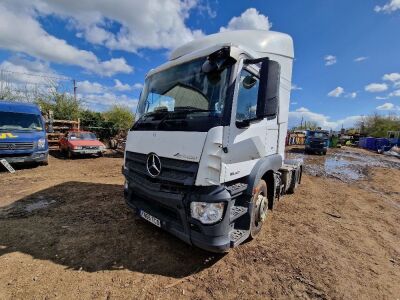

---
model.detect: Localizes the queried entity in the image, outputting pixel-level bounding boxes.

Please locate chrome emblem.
[8,143,16,150]
[146,153,162,177]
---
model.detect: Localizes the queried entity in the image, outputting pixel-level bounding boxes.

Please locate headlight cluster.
[74,146,82,150]
[99,146,106,151]
[190,202,225,224]
[37,138,46,149]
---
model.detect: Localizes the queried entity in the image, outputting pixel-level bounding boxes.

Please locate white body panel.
[125,131,207,162]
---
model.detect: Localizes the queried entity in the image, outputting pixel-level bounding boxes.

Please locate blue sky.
[0,0,399,129]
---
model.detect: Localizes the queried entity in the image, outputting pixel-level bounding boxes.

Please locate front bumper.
[123,169,238,253]
[1,150,48,163]
[305,145,327,151]
[71,149,104,154]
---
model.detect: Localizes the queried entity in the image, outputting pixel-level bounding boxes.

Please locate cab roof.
[170,30,294,60]
[0,101,42,115]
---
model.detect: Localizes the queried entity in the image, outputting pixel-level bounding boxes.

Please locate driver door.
[221,61,278,183]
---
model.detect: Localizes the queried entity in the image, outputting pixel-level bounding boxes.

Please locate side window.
[236,69,259,122]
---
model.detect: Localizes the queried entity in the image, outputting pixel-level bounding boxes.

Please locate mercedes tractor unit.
[123,30,302,252]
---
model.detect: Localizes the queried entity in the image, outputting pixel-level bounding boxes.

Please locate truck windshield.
[69,132,97,140]
[309,131,328,139]
[0,112,43,131]
[133,56,233,132]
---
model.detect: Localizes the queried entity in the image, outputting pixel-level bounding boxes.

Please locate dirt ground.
[0,147,399,299]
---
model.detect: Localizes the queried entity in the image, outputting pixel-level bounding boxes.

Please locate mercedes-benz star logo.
[8,143,16,150]
[146,153,162,177]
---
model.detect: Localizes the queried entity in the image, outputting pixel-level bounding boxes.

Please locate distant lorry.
[305,130,329,155]
[0,101,48,166]
[59,130,106,158]
[123,30,303,252]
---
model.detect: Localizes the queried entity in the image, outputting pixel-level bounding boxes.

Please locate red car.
[59,131,106,158]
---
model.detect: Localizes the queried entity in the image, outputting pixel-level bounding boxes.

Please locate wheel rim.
[255,194,268,225]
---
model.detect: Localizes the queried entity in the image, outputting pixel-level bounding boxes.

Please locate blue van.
[0,101,48,165]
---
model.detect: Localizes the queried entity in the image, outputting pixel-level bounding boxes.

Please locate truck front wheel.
[249,179,269,239]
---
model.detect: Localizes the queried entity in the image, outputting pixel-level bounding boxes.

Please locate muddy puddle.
[287,148,400,183]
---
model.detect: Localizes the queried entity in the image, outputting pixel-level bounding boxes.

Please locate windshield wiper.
[174,106,216,113]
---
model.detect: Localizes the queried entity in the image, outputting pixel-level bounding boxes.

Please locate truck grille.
[0,142,34,151]
[125,151,199,192]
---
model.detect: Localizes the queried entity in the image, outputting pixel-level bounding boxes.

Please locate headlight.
[99,146,105,151]
[74,146,82,150]
[37,138,46,149]
[190,202,225,224]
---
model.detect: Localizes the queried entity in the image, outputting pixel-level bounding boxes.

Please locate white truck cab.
[123,30,302,252]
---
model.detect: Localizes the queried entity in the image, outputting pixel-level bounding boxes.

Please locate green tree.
[358,113,400,137]
[292,120,319,131]
[35,90,82,120]
[103,104,135,130]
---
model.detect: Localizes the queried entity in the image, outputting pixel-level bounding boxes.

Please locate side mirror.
[244,57,281,119]
[257,59,280,119]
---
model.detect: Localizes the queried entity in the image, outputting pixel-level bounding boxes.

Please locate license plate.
[83,150,98,154]
[140,210,161,227]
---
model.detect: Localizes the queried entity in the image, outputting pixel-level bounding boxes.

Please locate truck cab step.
[230,229,250,247]
[230,206,248,222]
[226,183,248,196]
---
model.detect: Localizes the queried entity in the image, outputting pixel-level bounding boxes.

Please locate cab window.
[235,69,259,122]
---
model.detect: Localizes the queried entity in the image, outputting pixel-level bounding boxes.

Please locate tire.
[323,150,327,155]
[67,149,74,159]
[249,180,269,239]
[41,160,49,166]
[287,169,299,194]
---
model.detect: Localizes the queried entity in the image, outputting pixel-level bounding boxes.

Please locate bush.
[103,105,135,131]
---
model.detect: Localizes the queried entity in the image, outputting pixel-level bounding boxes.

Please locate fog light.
[190,202,225,224]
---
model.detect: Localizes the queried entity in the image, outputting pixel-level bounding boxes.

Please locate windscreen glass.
[0,112,43,131]
[69,132,97,140]
[133,55,233,132]
[309,131,328,139]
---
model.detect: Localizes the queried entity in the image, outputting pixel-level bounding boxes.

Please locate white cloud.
[77,80,104,94]
[220,8,271,31]
[291,84,303,91]
[376,102,398,111]
[13,0,204,53]
[81,92,138,111]
[389,89,400,97]
[0,56,58,85]
[132,83,144,90]
[289,107,361,130]
[113,79,131,91]
[382,72,400,82]
[376,96,389,100]
[0,2,133,76]
[394,81,400,89]
[328,86,344,97]
[324,55,337,66]
[345,92,357,99]
[354,56,368,62]
[375,0,400,13]
[365,83,388,93]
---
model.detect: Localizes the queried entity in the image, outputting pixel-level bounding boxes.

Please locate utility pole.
[73,79,77,101]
